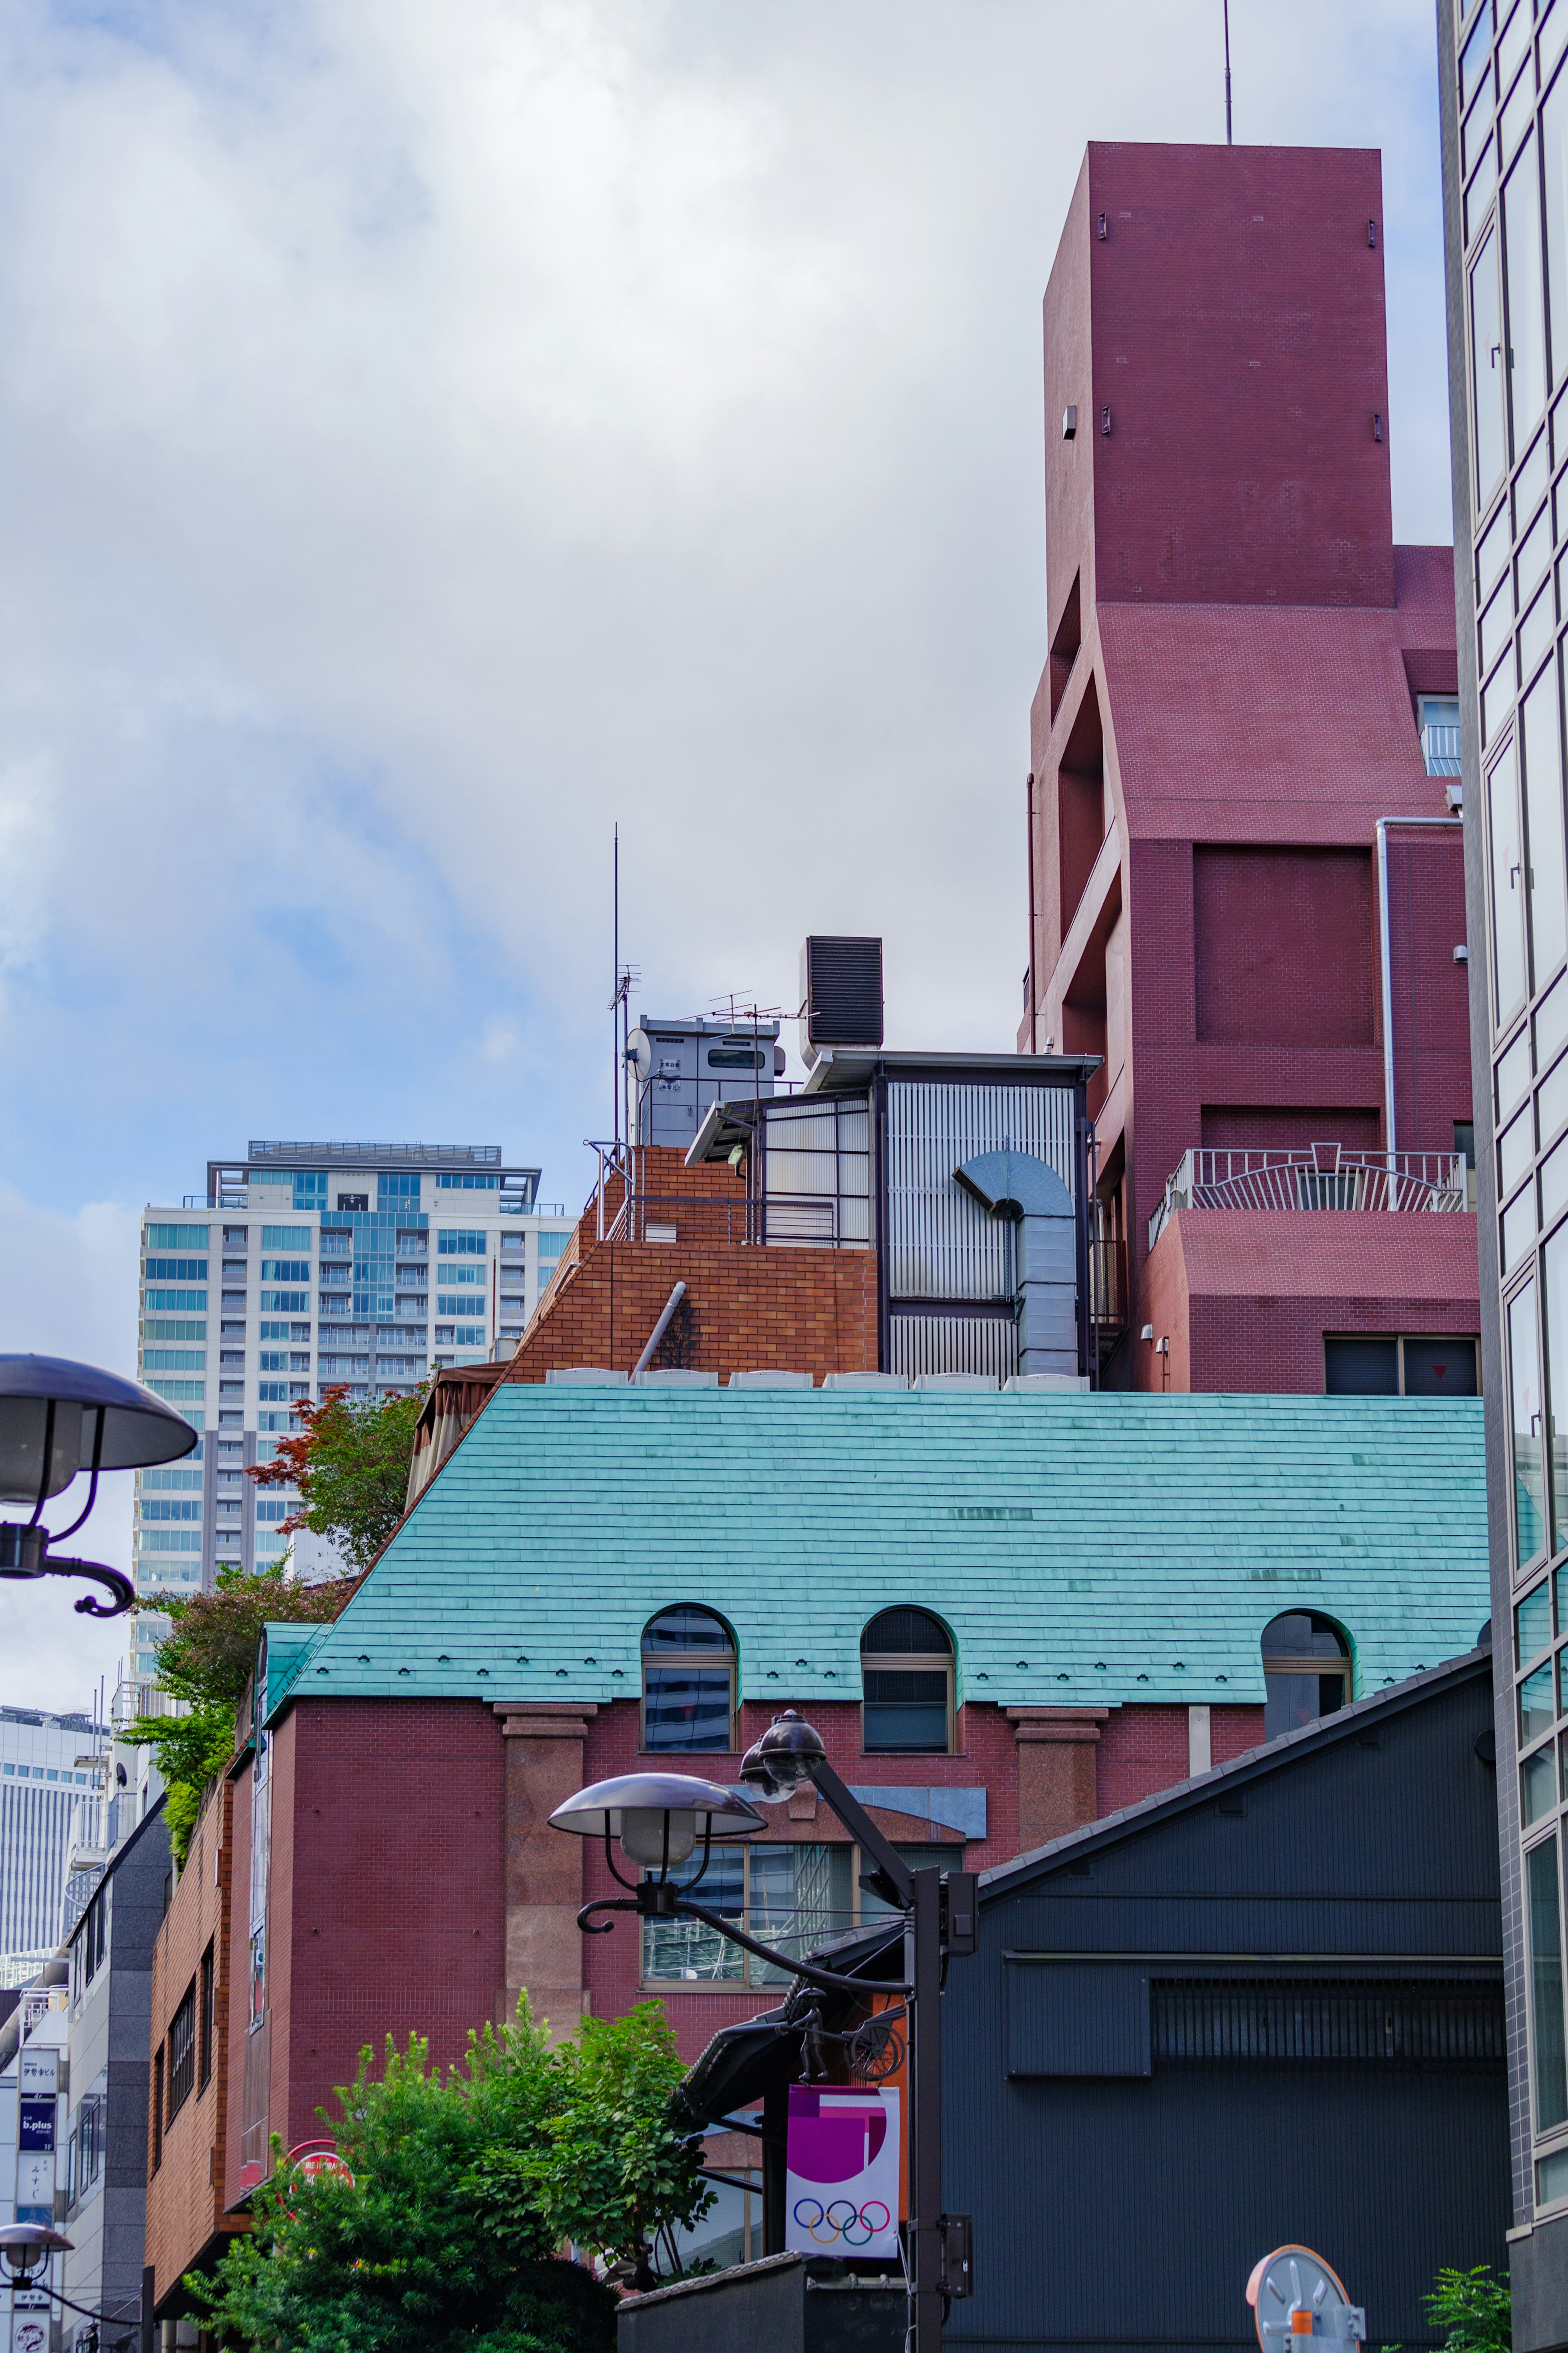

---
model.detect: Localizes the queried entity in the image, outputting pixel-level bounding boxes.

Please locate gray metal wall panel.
[885,1084,1075,1301]
[1005,1961,1151,2076]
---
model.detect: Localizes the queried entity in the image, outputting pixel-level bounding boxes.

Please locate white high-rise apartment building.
[131,1140,575,1679]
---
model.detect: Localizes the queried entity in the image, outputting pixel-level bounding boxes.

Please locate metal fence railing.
[1148,1146,1468,1252]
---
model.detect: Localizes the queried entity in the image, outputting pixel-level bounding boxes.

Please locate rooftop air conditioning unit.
[800,936,884,1061]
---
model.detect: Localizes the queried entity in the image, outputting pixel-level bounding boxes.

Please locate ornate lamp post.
[0,1355,199,1617]
[549,1711,976,2345]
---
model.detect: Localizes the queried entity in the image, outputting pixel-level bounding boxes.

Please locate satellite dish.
[1246,2246,1365,2348]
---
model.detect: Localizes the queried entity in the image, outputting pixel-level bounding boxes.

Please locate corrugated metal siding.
[885,1083,1075,1300]
[1005,1961,1151,2076]
[888,1311,1017,1381]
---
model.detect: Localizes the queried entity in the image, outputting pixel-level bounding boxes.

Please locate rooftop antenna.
[1223,0,1233,144]
[608,827,639,1159]
[612,827,619,1156]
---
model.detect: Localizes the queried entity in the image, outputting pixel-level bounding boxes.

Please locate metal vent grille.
[1152,1980,1504,2066]
[802,936,884,1048]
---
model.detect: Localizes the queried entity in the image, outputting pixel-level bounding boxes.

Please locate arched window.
[861,1608,953,1755]
[641,1607,736,1753]
[1261,1613,1351,1741]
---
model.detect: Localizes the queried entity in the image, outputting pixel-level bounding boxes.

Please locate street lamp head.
[0,2224,73,2284]
[0,1356,196,1506]
[548,1771,766,1876]
[739,1710,828,1801]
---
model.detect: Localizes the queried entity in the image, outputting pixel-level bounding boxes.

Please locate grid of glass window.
[1462,0,1568,2212]
[639,1841,953,1986]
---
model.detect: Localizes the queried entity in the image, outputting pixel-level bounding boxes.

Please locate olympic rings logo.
[791,2197,893,2246]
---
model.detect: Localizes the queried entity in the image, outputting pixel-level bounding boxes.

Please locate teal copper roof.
[262,1389,1490,1723]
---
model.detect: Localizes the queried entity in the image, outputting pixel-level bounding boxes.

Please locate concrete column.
[1007,1708,1110,1849]
[492,1703,598,2042]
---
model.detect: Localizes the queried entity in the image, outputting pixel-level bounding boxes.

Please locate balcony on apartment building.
[1148,1143,1470,1253]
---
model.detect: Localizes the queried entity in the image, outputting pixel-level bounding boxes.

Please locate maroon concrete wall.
[1020,142,1470,1383]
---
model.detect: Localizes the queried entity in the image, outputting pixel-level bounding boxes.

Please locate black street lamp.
[549,1711,976,2345]
[0,2223,141,2344]
[0,1355,198,1617]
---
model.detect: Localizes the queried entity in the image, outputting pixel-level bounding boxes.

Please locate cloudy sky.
[0,0,1454,1711]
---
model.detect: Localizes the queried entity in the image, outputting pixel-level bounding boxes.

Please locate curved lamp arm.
[0,1547,134,1619]
[577,1896,639,1936]
[47,1558,135,1619]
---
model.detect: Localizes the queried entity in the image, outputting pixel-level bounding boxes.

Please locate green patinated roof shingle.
[263,1389,1490,1722]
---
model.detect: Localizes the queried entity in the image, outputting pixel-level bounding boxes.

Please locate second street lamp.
[549,1711,976,2346]
[0,1354,198,1617]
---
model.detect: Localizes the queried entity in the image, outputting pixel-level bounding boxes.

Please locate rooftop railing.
[1148,1144,1469,1252]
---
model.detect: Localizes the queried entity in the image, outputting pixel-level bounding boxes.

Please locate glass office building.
[131,1141,573,1680]
[1441,0,1568,2330]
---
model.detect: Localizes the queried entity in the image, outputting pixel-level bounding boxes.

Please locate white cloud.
[0,0,1457,1697]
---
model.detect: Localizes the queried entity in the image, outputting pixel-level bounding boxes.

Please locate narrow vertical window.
[1513,1278,1548,1566]
[1261,1615,1352,1738]
[1490,737,1530,1023]
[1473,226,1509,502]
[1523,660,1568,988]
[1545,1224,1568,1554]
[1545,67,1568,386]
[151,2050,163,2172]
[861,1609,954,1754]
[1529,1836,1568,2130]
[641,1609,736,1753]
[199,1941,215,2090]
[1506,134,1549,438]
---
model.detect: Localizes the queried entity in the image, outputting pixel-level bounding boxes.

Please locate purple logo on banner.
[784,2084,901,2261]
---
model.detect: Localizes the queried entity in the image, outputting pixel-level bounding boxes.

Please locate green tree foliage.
[125,1561,352,1864]
[191,2003,702,2351]
[466,2006,713,2288]
[247,1382,426,1572]
[1423,2265,1511,2353]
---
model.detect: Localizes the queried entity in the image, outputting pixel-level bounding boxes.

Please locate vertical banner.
[785,2084,902,2262]
[15,2047,56,2231]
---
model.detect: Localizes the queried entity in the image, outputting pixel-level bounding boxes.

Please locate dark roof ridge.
[978,1645,1494,1897]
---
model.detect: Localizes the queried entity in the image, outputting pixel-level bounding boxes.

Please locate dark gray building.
[1437,0,1568,2339]
[659,1653,1506,2352]
[60,1796,169,2351]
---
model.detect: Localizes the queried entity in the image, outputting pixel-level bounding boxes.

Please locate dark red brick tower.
[1021,142,1479,1395]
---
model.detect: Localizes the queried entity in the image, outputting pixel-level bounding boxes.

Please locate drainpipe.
[632,1282,686,1379]
[1026,771,1038,1053]
[1376,815,1463,1156]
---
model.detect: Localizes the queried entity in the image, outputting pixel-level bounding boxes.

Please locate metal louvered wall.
[888,1310,1017,1381]
[1152,1979,1506,2066]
